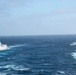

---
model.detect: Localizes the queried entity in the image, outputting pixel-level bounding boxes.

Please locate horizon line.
[0,34,76,37]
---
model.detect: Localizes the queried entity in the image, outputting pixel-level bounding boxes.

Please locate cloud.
[0,0,76,17]
[0,0,31,17]
[0,12,6,16]
[51,8,76,14]
[0,12,10,17]
[0,0,29,7]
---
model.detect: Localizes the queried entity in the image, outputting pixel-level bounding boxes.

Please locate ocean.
[0,35,76,75]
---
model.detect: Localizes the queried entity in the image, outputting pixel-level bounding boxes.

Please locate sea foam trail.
[9,44,26,49]
[0,44,26,51]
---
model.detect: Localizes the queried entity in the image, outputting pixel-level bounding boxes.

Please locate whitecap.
[0,43,29,51]
[57,70,65,74]
[70,42,76,46]
[0,47,9,51]
[0,64,30,71]
[13,68,30,71]
[71,52,76,59]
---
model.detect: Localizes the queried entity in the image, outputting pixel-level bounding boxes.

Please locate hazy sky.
[0,0,76,36]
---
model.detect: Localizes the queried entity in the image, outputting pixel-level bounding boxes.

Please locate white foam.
[70,42,76,46]
[14,68,30,71]
[57,71,65,74]
[0,47,9,51]
[9,44,26,49]
[0,46,10,51]
[0,43,28,51]
[0,44,26,51]
[0,64,30,71]
[71,52,76,59]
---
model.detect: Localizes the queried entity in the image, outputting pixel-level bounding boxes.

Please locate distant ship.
[0,42,8,50]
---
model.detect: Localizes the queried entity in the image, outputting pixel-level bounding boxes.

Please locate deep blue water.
[0,35,76,75]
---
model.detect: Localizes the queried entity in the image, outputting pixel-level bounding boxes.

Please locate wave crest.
[71,52,76,59]
[0,44,26,51]
[70,42,76,46]
[0,64,30,71]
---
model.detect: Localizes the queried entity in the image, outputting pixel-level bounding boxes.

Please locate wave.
[70,42,76,46]
[0,44,26,51]
[0,64,30,71]
[57,70,65,74]
[71,52,76,59]
[0,73,7,75]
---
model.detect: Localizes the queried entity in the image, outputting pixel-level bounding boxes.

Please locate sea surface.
[0,35,76,75]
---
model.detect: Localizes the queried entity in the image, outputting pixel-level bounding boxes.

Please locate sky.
[0,0,76,36]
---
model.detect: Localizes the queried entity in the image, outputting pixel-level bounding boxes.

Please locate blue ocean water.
[0,35,76,75]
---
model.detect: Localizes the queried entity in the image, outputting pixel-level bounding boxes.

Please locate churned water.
[0,35,76,75]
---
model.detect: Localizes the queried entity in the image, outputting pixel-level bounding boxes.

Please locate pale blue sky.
[0,0,76,36]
